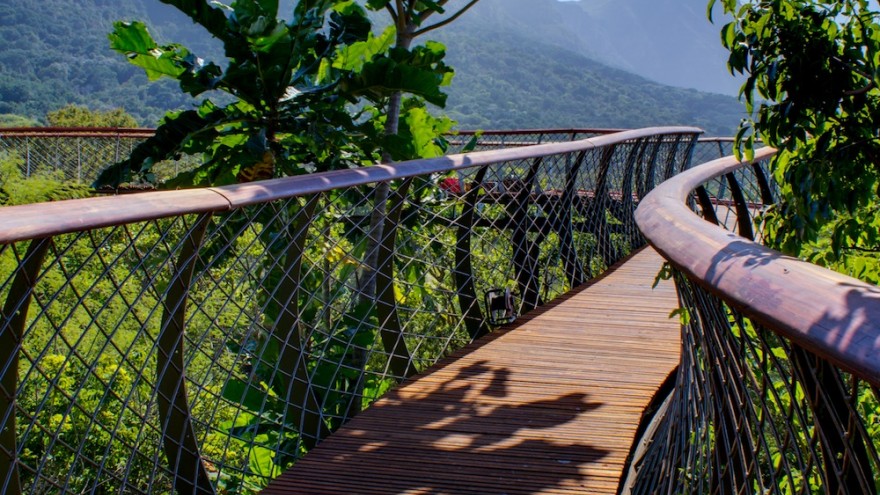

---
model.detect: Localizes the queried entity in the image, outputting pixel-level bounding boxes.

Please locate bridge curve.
[0,127,700,494]
[635,149,880,494]
[4,126,878,494]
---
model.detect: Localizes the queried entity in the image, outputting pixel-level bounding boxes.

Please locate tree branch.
[844,80,876,96]
[830,55,877,96]
[842,245,880,253]
[385,3,398,24]
[412,0,449,25]
[404,0,418,23]
[413,0,479,37]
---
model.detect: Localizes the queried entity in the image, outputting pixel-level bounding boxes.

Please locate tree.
[93,0,382,188]
[711,0,880,282]
[350,1,480,319]
[364,0,479,146]
[46,104,139,127]
[92,0,471,188]
[0,114,38,127]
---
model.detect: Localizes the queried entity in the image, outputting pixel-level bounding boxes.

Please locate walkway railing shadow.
[634,148,880,494]
[0,127,700,494]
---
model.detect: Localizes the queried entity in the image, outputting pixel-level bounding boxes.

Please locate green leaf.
[109,21,186,81]
[346,44,453,106]
[332,26,395,72]
[461,131,482,153]
[222,379,272,413]
[365,0,389,11]
[159,0,232,42]
[652,262,673,289]
[668,307,691,326]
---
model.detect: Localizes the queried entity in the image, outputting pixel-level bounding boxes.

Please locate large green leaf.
[332,26,394,72]
[108,22,186,81]
[159,0,232,42]
[344,45,453,106]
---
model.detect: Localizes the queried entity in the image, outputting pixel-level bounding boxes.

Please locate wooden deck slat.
[262,247,680,495]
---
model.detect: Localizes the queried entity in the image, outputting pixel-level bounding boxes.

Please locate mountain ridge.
[0,0,745,135]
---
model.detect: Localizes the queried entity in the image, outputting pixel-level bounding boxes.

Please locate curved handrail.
[632,149,880,495]
[0,126,700,244]
[0,127,621,138]
[450,128,626,136]
[1,127,732,186]
[636,148,880,385]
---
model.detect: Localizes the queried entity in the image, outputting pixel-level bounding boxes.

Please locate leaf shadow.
[269,359,612,494]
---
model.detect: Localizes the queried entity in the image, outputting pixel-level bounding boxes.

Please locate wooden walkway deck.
[263,247,681,495]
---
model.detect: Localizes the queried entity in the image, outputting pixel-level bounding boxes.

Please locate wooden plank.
[262,247,680,495]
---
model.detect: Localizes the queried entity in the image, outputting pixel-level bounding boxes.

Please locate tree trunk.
[348,27,416,415]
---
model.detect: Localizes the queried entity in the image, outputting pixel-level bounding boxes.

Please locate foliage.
[712,0,880,279]
[0,152,90,205]
[3,215,254,492]
[92,0,462,189]
[0,0,196,125]
[0,114,38,127]
[46,104,139,127]
[94,0,372,187]
[695,6,880,493]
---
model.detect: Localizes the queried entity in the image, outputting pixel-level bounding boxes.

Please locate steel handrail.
[0,126,700,245]
[636,147,880,385]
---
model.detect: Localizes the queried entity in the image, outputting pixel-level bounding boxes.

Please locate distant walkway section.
[263,247,681,495]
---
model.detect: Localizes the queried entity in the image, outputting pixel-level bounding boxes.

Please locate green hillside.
[0,0,744,135]
[0,0,212,124]
[452,0,742,96]
[438,29,744,135]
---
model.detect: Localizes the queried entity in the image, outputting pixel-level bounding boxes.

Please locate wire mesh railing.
[0,127,700,494]
[1,128,730,188]
[0,128,197,184]
[632,149,880,494]
[443,128,624,154]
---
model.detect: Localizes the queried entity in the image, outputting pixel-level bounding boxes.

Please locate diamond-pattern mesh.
[0,129,198,183]
[629,152,880,494]
[0,129,699,494]
[444,129,621,154]
[1,128,730,185]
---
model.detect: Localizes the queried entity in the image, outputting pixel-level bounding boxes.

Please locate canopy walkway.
[1,128,879,495]
[264,248,679,494]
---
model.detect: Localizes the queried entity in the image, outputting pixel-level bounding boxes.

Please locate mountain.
[448,0,742,96]
[436,25,744,135]
[0,0,177,123]
[0,0,745,136]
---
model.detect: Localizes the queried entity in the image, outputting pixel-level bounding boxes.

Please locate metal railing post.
[156,214,215,495]
[376,179,415,379]
[0,238,51,495]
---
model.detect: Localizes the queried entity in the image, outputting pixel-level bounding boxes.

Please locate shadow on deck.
[263,247,681,495]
